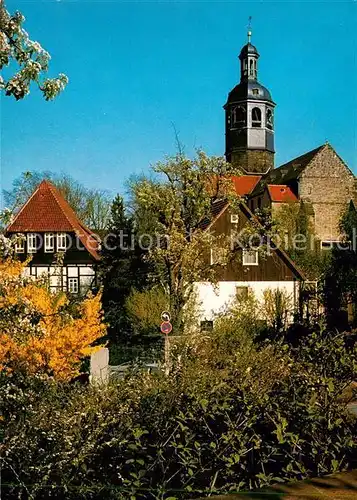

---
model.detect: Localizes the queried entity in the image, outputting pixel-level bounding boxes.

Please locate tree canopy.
[0,0,67,100]
[129,150,236,331]
[0,238,106,380]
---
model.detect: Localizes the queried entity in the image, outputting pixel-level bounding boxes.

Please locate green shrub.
[0,328,356,499]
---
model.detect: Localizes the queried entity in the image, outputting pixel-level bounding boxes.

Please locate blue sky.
[1,0,356,201]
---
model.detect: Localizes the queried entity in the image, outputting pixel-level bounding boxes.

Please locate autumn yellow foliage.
[0,257,106,380]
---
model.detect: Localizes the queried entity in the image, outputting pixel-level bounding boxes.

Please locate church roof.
[231,175,262,195]
[226,81,273,104]
[6,180,100,260]
[250,144,327,197]
[266,144,325,184]
[267,185,298,203]
[239,42,259,57]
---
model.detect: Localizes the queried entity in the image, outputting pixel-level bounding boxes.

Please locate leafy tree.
[2,171,112,234]
[0,238,106,380]
[273,200,328,280]
[0,0,67,100]
[125,286,168,337]
[129,150,235,332]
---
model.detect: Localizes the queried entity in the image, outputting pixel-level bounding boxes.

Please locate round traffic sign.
[160,321,172,335]
[161,311,171,322]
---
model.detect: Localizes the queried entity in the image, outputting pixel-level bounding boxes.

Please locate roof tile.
[231,175,262,196]
[267,184,298,203]
[6,180,100,260]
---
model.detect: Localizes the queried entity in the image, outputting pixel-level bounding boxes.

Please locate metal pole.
[164,335,170,376]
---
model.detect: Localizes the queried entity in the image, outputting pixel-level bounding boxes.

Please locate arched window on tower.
[232,106,246,127]
[251,107,262,128]
[249,59,254,77]
[266,108,274,130]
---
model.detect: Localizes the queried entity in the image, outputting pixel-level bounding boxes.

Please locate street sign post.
[160,321,172,335]
[161,311,171,322]
[160,316,172,375]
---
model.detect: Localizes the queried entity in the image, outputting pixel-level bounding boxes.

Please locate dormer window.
[45,233,55,253]
[15,235,25,253]
[252,107,262,128]
[27,233,37,253]
[57,233,67,252]
[252,88,259,96]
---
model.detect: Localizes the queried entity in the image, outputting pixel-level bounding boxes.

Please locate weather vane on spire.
[247,16,252,43]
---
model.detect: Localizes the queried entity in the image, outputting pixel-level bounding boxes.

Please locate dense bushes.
[1,324,356,499]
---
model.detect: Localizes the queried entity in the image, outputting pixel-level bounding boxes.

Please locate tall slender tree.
[99,195,150,343]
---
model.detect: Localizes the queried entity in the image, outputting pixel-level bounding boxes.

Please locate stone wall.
[231,149,274,175]
[299,145,356,241]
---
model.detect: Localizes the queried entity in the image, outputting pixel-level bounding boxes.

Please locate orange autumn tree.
[0,243,106,380]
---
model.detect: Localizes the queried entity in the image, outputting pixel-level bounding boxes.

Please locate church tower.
[224,28,275,174]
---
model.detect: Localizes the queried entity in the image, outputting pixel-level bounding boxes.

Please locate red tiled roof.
[267,184,298,203]
[6,180,100,260]
[231,175,262,196]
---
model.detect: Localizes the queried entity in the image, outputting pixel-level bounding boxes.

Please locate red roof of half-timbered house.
[6,180,100,260]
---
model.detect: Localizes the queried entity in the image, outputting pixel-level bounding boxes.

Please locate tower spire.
[224,27,276,174]
[247,16,252,43]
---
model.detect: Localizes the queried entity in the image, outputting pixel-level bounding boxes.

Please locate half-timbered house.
[5,180,100,294]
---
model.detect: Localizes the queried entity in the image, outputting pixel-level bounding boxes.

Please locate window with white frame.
[230,214,239,224]
[57,233,67,252]
[242,249,259,266]
[15,235,25,253]
[27,233,37,253]
[68,277,79,294]
[45,233,55,252]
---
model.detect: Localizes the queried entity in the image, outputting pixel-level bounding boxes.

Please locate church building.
[195,27,356,324]
[223,27,356,245]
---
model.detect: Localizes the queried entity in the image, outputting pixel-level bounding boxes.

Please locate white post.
[90,347,109,384]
